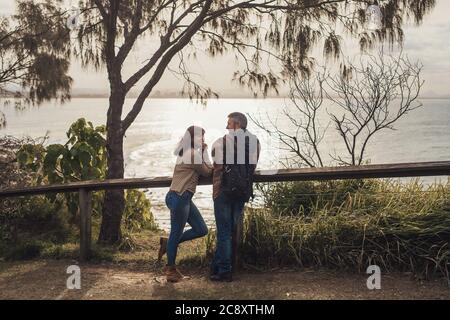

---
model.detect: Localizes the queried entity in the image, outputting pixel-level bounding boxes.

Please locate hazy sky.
[1,0,450,97]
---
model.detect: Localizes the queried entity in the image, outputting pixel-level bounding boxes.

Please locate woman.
[158,125,212,282]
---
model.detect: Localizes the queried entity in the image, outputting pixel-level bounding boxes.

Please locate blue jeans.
[212,192,245,275]
[165,190,208,266]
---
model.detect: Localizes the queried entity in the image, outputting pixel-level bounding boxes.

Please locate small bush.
[0,195,73,243]
[123,189,158,232]
[117,189,159,252]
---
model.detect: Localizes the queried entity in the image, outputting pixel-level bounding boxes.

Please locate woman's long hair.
[174,125,205,157]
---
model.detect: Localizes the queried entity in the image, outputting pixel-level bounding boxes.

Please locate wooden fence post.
[232,215,244,272]
[79,188,92,262]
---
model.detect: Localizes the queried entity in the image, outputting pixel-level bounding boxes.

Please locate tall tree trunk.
[98,90,125,244]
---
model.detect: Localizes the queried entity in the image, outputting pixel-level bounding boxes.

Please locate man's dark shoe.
[209,272,233,282]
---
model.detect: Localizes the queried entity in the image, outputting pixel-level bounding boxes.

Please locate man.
[210,112,260,282]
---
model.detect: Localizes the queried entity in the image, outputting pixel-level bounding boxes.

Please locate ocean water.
[1,98,449,229]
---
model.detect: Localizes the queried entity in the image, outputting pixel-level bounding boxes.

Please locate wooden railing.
[1,160,450,262]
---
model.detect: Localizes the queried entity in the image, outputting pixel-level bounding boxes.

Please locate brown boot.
[164,265,184,283]
[158,237,168,261]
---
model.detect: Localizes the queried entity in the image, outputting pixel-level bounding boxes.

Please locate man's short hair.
[228,112,248,129]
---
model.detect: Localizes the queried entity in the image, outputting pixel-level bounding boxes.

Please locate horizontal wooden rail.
[1,160,449,263]
[1,161,450,198]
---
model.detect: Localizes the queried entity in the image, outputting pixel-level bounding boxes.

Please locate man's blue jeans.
[165,190,208,266]
[212,192,245,275]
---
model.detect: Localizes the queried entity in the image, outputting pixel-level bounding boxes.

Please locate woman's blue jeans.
[165,190,208,266]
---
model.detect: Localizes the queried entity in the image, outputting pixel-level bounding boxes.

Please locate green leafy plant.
[18,118,106,181]
[12,118,159,256]
[17,118,107,218]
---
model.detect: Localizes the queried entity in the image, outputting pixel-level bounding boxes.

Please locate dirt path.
[0,259,448,300]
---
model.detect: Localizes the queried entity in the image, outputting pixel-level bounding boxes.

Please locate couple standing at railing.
[158,112,261,283]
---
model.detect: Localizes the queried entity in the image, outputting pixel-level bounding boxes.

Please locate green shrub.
[0,194,73,243]
[123,189,158,232]
[117,189,159,252]
[17,118,107,218]
[1,119,160,260]
[16,118,159,230]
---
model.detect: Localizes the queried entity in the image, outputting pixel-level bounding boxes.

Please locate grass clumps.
[243,179,450,279]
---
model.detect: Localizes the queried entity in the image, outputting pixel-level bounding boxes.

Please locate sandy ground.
[0,259,449,300]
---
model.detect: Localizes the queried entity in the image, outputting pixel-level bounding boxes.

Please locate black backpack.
[221,135,255,202]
